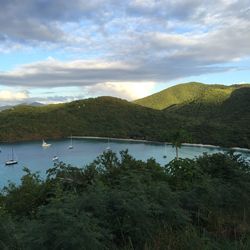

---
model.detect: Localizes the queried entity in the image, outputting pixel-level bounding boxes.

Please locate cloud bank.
[0,0,250,103]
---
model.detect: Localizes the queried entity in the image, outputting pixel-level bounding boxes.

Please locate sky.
[0,0,250,106]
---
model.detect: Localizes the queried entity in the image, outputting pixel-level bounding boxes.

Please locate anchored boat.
[42,139,51,148]
[5,148,18,166]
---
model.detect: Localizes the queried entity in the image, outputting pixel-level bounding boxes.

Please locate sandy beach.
[71,136,250,152]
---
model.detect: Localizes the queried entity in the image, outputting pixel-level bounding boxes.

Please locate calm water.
[0,138,249,188]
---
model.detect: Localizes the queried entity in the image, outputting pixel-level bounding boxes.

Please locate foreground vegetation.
[0,82,249,148]
[0,151,250,249]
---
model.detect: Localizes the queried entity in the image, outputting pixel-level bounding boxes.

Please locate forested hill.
[133,82,250,148]
[164,86,250,148]
[0,97,178,143]
[0,83,249,148]
[134,82,250,110]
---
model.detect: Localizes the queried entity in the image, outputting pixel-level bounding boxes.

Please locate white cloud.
[0,90,29,101]
[87,81,155,100]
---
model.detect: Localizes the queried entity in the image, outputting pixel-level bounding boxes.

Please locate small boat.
[68,135,73,149]
[42,139,51,148]
[5,159,18,166]
[106,138,111,151]
[163,142,167,158]
[52,156,59,162]
[5,148,18,166]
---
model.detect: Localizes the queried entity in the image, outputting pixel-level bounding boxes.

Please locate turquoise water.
[0,138,249,188]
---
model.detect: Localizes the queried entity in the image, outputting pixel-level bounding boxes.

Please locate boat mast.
[11,147,14,160]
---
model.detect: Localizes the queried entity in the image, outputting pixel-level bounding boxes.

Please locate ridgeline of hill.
[134,82,248,110]
[0,82,249,148]
[135,82,250,147]
[0,97,178,143]
[0,102,44,112]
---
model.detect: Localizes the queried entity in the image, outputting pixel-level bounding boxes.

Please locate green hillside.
[0,83,249,148]
[165,87,250,147]
[134,82,247,110]
[0,97,180,143]
[133,82,250,147]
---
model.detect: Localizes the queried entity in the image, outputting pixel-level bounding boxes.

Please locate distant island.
[0,82,249,148]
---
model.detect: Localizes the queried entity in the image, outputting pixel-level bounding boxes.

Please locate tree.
[170,129,190,160]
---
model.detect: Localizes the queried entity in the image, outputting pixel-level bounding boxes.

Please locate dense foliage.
[135,82,250,148]
[0,151,250,249]
[0,97,179,143]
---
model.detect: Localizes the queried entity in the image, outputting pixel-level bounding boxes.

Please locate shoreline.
[71,136,250,152]
[71,136,163,144]
[0,135,249,153]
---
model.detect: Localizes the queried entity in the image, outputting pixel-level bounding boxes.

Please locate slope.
[134,82,246,110]
[0,97,179,143]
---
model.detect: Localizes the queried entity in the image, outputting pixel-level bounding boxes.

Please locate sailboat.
[52,155,59,162]
[42,139,51,148]
[106,138,111,151]
[5,148,18,166]
[68,135,73,149]
[163,142,167,158]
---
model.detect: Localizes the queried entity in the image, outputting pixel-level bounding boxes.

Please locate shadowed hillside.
[0,97,180,143]
[164,87,250,147]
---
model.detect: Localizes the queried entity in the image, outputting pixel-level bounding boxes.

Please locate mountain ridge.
[0,102,44,112]
[134,82,250,110]
[0,83,249,148]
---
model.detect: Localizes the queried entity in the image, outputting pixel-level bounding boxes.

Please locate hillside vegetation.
[134,82,250,148]
[0,83,249,148]
[164,86,250,148]
[134,82,247,110]
[0,97,180,142]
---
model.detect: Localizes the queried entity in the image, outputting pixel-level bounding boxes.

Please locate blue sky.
[0,0,250,105]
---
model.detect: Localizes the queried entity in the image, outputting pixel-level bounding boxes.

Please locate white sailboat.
[68,135,73,149]
[106,138,111,151]
[5,147,18,166]
[52,155,59,162]
[42,139,51,148]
